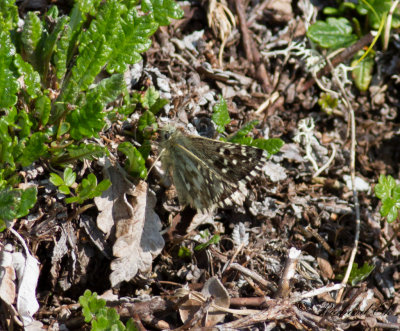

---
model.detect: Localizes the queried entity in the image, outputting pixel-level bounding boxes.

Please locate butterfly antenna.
[145,148,165,180]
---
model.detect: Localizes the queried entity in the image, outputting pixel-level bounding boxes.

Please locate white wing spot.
[232,159,238,165]
[221,168,228,174]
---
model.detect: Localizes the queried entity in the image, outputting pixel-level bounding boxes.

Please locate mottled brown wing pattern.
[159,126,267,213]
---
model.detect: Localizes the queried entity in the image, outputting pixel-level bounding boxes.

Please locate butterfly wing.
[159,128,267,212]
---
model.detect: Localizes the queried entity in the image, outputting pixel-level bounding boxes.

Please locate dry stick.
[275,247,301,298]
[299,33,374,94]
[234,0,271,93]
[324,57,361,303]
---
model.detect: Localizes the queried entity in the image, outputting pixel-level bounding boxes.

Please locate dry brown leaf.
[109,181,164,287]
[179,277,230,327]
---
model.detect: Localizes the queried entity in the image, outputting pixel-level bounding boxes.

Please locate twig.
[383,0,400,51]
[234,0,271,93]
[275,248,301,298]
[229,263,277,293]
[325,57,361,303]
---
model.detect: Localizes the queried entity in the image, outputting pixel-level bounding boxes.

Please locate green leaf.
[194,234,221,251]
[0,31,19,108]
[0,188,20,221]
[307,17,358,49]
[15,186,37,219]
[0,187,37,221]
[35,95,51,126]
[252,138,284,155]
[356,0,397,30]
[58,185,71,195]
[67,101,105,140]
[126,319,139,331]
[178,246,192,258]
[53,143,107,164]
[118,142,147,178]
[141,86,159,109]
[87,74,125,107]
[351,50,375,92]
[212,97,230,133]
[13,54,41,98]
[40,15,70,77]
[21,11,43,58]
[141,0,184,26]
[50,173,64,186]
[18,132,48,167]
[63,167,76,186]
[66,174,110,204]
[374,174,395,200]
[17,133,46,167]
[0,0,19,31]
[349,262,375,286]
[230,120,259,139]
[138,110,157,139]
[106,9,158,73]
[54,17,72,80]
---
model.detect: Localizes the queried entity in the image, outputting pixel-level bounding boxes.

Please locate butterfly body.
[160,126,267,213]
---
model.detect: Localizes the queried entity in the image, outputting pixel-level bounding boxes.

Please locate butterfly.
[159,126,267,213]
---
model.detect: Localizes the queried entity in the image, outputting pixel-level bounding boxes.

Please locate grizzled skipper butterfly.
[159,126,267,213]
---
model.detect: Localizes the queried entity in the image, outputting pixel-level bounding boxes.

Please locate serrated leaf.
[63,167,76,186]
[142,86,159,109]
[138,110,157,134]
[19,132,48,167]
[307,17,358,49]
[50,173,64,186]
[252,138,284,155]
[0,32,19,108]
[106,9,158,73]
[141,0,184,25]
[118,142,147,178]
[149,97,168,114]
[380,197,396,216]
[21,11,43,58]
[0,188,20,221]
[54,20,72,80]
[56,143,107,164]
[58,185,70,195]
[14,54,41,98]
[374,175,395,200]
[40,15,70,77]
[194,234,220,251]
[212,97,230,133]
[87,73,125,106]
[231,120,259,138]
[0,0,19,31]
[351,50,374,91]
[35,95,51,126]
[15,186,37,218]
[67,101,105,140]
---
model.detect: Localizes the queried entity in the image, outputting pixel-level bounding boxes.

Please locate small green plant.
[50,168,111,204]
[375,174,400,223]
[337,262,375,286]
[79,290,138,331]
[307,0,400,91]
[0,0,183,230]
[118,86,168,179]
[211,96,284,156]
[194,234,221,251]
